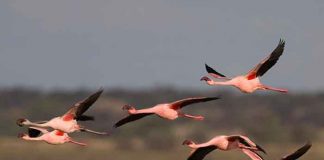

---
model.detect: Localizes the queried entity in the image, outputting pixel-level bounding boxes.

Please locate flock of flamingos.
[16,39,312,160]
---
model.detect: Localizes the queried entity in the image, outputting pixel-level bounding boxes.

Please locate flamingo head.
[17,133,27,139]
[200,76,211,82]
[16,118,28,127]
[122,105,136,114]
[182,140,194,145]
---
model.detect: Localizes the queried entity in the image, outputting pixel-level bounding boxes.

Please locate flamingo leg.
[178,112,204,121]
[262,85,288,93]
[69,140,87,146]
[80,127,109,135]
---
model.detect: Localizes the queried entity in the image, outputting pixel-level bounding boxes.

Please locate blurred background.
[1,0,324,159]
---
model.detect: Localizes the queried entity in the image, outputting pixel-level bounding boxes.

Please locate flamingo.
[113,97,219,128]
[16,88,107,135]
[201,39,288,93]
[182,135,266,160]
[183,137,311,160]
[281,142,312,160]
[18,127,87,146]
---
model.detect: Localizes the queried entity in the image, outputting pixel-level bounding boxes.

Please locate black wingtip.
[256,144,267,154]
[207,97,221,101]
[252,150,265,160]
[305,141,312,147]
[301,141,312,151]
[281,141,312,160]
[88,87,104,102]
[205,63,214,74]
[204,63,226,77]
[279,38,285,46]
[84,88,104,103]
[97,87,104,94]
[76,115,95,121]
[113,124,120,129]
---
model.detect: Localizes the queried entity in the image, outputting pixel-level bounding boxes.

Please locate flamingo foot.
[263,86,288,93]
[180,113,204,121]
[193,116,205,121]
[69,140,87,146]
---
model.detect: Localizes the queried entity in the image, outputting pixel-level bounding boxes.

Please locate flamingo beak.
[17,133,27,138]
[16,118,27,127]
[200,76,210,81]
[182,140,193,145]
[122,105,133,110]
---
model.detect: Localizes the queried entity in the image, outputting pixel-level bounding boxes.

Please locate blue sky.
[1,0,324,91]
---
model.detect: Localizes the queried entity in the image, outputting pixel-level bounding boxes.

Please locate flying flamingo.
[183,137,311,160]
[18,127,87,146]
[281,142,312,160]
[182,135,266,160]
[201,39,288,93]
[113,97,219,128]
[16,88,107,135]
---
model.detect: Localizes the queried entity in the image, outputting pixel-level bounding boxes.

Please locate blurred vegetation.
[1,87,324,159]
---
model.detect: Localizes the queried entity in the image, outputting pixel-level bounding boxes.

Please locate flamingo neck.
[25,121,49,128]
[23,136,43,141]
[211,80,233,86]
[187,142,199,149]
[133,107,156,114]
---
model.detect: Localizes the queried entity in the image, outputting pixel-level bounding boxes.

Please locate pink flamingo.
[114,97,219,128]
[18,127,86,146]
[183,135,266,160]
[201,39,288,93]
[183,137,311,160]
[16,88,107,135]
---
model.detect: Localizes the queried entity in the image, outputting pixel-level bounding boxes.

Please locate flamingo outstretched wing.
[246,39,285,80]
[205,64,229,79]
[228,135,266,154]
[281,142,312,160]
[113,113,154,128]
[62,88,103,121]
[187,145,217,160]
[170,97,219,110]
